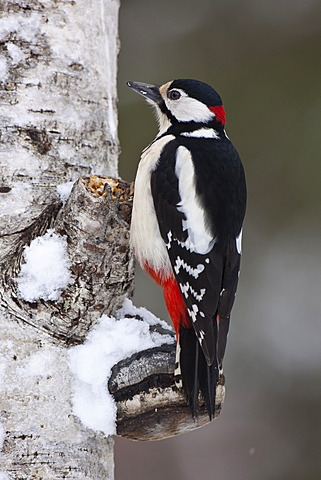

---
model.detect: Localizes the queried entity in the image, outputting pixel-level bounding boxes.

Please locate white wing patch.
[187,304,206,330]
[165,230,206,254]
[174,256,204,278]
[236,229,243,254]
[179,281,206,302]
[188,304,199,323]
[175,146,215,255]
[199,329,205,342]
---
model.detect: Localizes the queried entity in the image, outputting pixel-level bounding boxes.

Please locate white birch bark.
[0,2,225,476]
[0,1,120,478]
[0,0,119,256]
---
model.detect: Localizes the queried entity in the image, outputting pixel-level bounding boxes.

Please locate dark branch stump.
[110,342,225,440]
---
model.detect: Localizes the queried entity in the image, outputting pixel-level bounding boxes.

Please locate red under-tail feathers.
[144,262,218,419]
[144,263,191,333]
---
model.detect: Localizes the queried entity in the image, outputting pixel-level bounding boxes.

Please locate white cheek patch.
[164,89,215,123]
[175,146,215,254]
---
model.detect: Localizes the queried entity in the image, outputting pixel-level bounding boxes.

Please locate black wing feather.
[151,135,246,416]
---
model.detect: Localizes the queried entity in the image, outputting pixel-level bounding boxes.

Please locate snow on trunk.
[0,1,120,478]
[0,317,114,479]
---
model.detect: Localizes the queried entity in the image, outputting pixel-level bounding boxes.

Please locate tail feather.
[217,314,230,368]
[174,340,183,389]
[178,328,199,417]
[198,353,218,419]
[178,327,218,419]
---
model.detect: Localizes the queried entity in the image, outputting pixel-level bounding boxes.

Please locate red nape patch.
[209,105,226,125]
[163,277,191,334]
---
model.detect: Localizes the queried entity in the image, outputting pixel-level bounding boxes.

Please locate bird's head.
[127,79,226,133]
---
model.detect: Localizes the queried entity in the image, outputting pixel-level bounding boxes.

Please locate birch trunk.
[0,1,120,478]
[0,1,224,477]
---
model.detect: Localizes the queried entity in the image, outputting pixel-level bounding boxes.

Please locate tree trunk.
[0,1,224,478]
[0,1,120,477]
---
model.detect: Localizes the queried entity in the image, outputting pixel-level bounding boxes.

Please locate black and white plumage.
[127,79,247,418]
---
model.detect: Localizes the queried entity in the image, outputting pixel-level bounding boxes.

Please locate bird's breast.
[130,135,175,276]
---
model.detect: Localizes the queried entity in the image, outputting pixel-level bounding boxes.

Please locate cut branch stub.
[109,334,225,441]
[0,176,134,345]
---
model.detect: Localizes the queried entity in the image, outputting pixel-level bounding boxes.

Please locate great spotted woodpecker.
[127,79,246,419]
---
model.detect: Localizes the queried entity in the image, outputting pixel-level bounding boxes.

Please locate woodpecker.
[127,79,246,419]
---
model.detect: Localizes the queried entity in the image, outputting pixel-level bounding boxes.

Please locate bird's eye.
[168,90,181,100]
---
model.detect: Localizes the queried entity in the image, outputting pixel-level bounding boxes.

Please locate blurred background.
[115,1,321,479]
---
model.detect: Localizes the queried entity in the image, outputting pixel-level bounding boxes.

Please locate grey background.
[115,1,321,479]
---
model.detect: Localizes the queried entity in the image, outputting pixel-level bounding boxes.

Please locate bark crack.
[0,176,134,345]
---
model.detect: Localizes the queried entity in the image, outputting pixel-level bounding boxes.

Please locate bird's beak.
[126,81,163,104]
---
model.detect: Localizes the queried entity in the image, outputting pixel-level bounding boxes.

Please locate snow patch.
[0,363,6,393]
[0,423,5,449]
[116,298,173,332]
[22,350,56,377]
[0,13,41,43]
[15,229,73,302]
[69,299,174,436]
[0,56,8,82]
[0,473,12,480]
[56,181,74,204]
[6,43,25,65]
